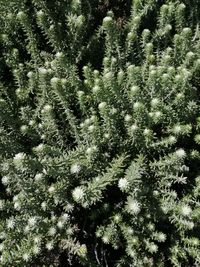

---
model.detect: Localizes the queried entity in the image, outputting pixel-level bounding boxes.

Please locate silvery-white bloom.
[70,163,81,174]
[86,147,93,154]
[118,178,129,191]
[151,98,160,107]
[13,152,26,162]
[103,16,113,27]
[104,133,110,138]
[175,148,186,158]
[24,225,30,233]
[20,125,28,132]
[62,213,70,221]
[126,198,141,214]
[50,77,59,86]
[72,187,84,202]
[114,214,121,223]
[38,67,47,75]
[181,205,192,216]
[46,241,54,250]
[157,233,166,242]
[37,10,44,17]
[0,200,4,210]
[7,219,15,229]
[35,144,45,152]
[66,227,74,235]
[173,125,181,134]
[13,195,19,202]
[41,201,47,210]
[22,253,30,262]
[48,186,55,194]
[32,245,41,255]
[124,114,132,122]
[28,217,37,227]
[35,173,43,181]
[14,202,21,210]
[127,227,134,235]
[144,128,151,136]
[57,221,64,229]
[27,71,34,78]
[77,90,84,97]
[131,85,139,94]
[154,111,162,119]
[0,244,4,251]
[133,102,142,109]
[17,11,25,20]
[88,125,95,132]
[92,85,100,93]
[102,235,109,244]
[185,221,194,229]
[34,236,42,244]
[168,136,176,144]
[130,124,138,132]
[104,72,113,80]
[148,243,158,253]
[98,102,107,110]
[86,146,97,155]
[42,104,52,113]
[1,176,10,185]
[48,227,56,236]
[55,52,63,59]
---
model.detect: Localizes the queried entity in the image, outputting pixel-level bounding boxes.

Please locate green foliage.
[0,0,200,266]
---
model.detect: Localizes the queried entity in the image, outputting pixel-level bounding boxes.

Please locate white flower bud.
[88,125,95,132]
[37,10,44,18]
[92,85,100,93]
[41,201,47,210]
[131,85,139,94]
[98,102,107,110]
[72,187,84,202]
[133,102,142,110]
[48,186,55,193]
[0,200,5,210]
[34,143,45,153]
[55,52,64,59]
[22,253,30,262]
[175,148,186,158]
[13,153,26,162]
[77,90,84,97]
[42,104,52,113]
[118,178,129,191]
[38,67,48,75]
[124,114,132,122]
[130,124,138,132]
[181,205,192,216]
[126,198,141,214]
[103,16,113,27]
[28,217,37,227]
[168,135,176,144]
[7,219,15,229]
[102,235,110,244]
[17,11,26,20]
[50,77,60,87]
[70,163,81,174]
[2,175,10,186]
[46,242,54,250]
[35,173,43,181]
[27,71,34,78]
[151,98,160,107]
[48,227,56,236]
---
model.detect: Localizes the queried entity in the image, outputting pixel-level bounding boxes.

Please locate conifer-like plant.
[0,0,200,266]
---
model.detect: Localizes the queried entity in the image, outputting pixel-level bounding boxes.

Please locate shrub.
[0,1,200,266]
